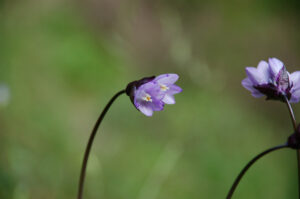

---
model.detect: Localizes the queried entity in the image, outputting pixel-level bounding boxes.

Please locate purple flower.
[242,58,300,103]
[126,74,182,116]
[154,74,183,104]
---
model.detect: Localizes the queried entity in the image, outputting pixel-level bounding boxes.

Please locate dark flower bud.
[287,124,300,149]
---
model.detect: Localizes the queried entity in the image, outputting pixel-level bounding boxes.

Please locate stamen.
[160,84,169,91]
[143,93,152,102]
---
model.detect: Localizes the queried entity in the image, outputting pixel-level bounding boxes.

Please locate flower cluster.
[242,58,300,103]
[126,74,182,116]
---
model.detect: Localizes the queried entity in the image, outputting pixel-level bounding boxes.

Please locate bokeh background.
[1,0,300,198]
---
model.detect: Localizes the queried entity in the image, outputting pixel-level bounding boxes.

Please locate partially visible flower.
[242,58,300,103]
[126,74,182,116]
[154,74,183,104]
[0,84,10,106]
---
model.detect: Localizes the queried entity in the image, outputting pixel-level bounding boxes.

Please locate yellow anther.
[143,93,152,102]
[160,84,169,91]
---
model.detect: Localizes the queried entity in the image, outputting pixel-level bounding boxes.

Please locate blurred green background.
[1,0,300,198]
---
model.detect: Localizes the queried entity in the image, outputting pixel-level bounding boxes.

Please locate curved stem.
[226,144,288,199]
[283,96,300,199]
[77,90,126,199]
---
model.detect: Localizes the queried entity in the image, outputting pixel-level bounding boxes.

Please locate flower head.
[242,58,300,103]
[126,74,182,116]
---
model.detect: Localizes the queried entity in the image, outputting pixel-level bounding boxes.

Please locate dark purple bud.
[287,124,300,149]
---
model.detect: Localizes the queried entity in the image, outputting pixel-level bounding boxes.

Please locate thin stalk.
[283,96,300,199]
[283,96,297,131]
[77,90,126,199]
[226,144,288,199]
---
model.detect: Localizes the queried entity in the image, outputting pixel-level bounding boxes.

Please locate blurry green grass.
[1,0,300,199]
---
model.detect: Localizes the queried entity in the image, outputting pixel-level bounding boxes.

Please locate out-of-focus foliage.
[1,0,300,198]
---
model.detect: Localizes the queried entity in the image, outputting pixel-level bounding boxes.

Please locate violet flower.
[126,74,182,116]
[242,58,300,102]
[78,73,182,199]
[154,74,183,104]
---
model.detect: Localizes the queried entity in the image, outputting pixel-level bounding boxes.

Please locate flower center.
[160,84,169,91]
[142,93,152,102]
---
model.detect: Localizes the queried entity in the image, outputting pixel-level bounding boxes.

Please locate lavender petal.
[268,57,284,77]
[162,95,176,104]
[155,74,179,85]
[168,85,183,94]
[290,71,300,103]
[138,105,154,116]
[245,66,269,85]
[241,78,264,98]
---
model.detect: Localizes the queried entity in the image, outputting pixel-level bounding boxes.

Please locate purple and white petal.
[241,77,254,91]
[134,95,162,116]
[290,71,300,90]
[257,61,271,81]
[155,74,179,85]
[245,66,269,85]
[138,105,154,116]
[290,71,300,103]
[241,78,264,98]
[161,84,182,104]
[290,91,300,103]
[268,58,284,77]
[149,99,165,111]
[251,91,264,98]
[167,85,182,94]
[162,94,175,104]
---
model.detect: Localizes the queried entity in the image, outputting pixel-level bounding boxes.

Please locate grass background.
[1,0,300,198]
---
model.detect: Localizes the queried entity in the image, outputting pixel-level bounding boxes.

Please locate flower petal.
[290,71,300,103]
[136,81,164,101]
[242,77,254,91]
[150,99,164,111]
[251,91,264,98]
[268,58,284,77]
[168,84,182,94]
[155,74,179,85]
[290,71,300,90]
[162,94,175,104]
[138,105,154,116]
[245,64,269,85]
[134,89,146,102]
[241,78,264,98]
[290,91,300,103]
[257,60,271,79]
